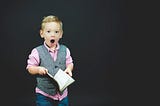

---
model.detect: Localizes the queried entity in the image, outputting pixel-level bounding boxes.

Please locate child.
[26,15,74,106]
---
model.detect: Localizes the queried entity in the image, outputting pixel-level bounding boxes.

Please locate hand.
[64,68,72,76]
[38,66,48,75]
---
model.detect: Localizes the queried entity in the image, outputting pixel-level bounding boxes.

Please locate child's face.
[40,22,63,47]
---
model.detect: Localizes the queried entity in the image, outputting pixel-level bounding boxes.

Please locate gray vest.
[36,44,66,95]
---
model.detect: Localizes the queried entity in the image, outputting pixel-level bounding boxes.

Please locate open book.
[47,69,75,92]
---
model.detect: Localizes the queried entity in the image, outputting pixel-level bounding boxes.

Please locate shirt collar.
[43,42,60,52]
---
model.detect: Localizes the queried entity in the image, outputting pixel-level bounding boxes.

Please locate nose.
[50,33,55,37]
[51,32,58,36]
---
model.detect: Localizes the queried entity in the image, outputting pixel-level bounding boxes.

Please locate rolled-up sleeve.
[66,48,73,67]
[26,48,40,69]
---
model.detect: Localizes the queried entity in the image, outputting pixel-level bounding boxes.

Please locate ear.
[40,30,44,38]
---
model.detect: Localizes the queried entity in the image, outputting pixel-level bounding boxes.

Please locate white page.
[47,69,75,92]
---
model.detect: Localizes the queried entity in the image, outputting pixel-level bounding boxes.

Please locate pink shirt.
[26,43,73,101]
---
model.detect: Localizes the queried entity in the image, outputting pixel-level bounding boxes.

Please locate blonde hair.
[41,15,63,31]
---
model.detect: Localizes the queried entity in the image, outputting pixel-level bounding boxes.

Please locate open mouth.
[50,39,55,43]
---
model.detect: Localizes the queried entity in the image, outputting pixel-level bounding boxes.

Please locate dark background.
[0,0,128,106]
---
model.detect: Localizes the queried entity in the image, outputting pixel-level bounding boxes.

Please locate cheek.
[42,35,49,41]
[44,34,50,38]
[45,36,50,40]
[59,33,63,38]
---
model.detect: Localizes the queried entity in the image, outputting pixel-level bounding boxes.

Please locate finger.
[44,69,48,75]
[45,69,48,73]
[70,72,72,76]
[67,71,72,76]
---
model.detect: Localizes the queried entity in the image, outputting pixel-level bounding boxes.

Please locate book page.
[47,69,75,92]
